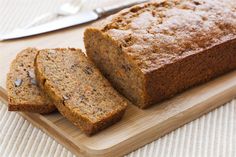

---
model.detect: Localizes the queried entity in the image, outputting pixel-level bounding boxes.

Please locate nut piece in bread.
[7,48,56,113]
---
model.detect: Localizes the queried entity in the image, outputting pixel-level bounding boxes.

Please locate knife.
[0,0,149,41]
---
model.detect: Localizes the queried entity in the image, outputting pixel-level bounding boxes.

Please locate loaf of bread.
[7,48,56,113]
[35,48,128,135]
[84,0,236,108]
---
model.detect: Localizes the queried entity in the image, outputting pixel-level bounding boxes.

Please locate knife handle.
[94,0,149,17]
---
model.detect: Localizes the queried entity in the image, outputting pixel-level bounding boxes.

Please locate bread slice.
[84,0,236,108]
[7,48,56,113]
[35,48,128,135]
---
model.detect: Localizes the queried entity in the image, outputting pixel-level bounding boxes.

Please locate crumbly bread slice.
[35,48,128,135]
[7,48,56,113]
[84,0,236,108]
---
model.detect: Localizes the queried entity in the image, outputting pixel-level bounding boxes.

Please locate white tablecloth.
[0,0,235,156]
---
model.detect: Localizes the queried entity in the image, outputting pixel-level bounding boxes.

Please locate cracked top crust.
[95,0,236,73]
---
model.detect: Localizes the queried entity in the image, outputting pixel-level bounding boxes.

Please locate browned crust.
[8,103,56,114]
[85,28,236,109]
[35,49,126,135]
[144,38,236,108]
[84,0,236,108]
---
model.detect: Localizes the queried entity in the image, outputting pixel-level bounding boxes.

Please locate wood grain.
[1,67,236,156]
[0,15,236,157]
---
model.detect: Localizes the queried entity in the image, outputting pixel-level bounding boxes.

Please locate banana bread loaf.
[35,48,128,135]
[7,48,56,113]
[84,0,236,108]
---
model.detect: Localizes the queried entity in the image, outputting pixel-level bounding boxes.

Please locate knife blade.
[0,0,149,41]
[0,11,98,41]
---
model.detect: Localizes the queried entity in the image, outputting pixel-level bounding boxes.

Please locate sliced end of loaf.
[84,28,147,108]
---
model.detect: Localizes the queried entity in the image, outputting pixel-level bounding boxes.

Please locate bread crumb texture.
[35,48,128,135]
[7,48,55,113]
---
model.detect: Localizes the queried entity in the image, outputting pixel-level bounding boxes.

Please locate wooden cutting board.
[0,24,236,157]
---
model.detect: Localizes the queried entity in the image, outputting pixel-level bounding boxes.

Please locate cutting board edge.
[0,87,90,157]
[80,83,236,156]
[1,73,236,157]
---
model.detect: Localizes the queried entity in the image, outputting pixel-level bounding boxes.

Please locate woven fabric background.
[0,0,236,157]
